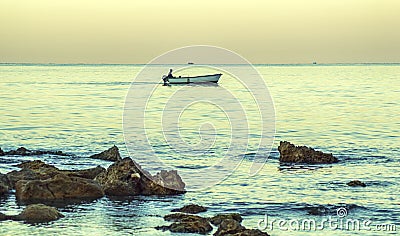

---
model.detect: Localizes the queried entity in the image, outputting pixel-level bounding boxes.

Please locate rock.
[15,160,60,180]
[0,148,4,156]
[231,229,270,236]
[9,147,31,155]
[95,157,143,196]
[171,204,207,214]
[7,169,39,189]
[214,219,269,236]
[164,213,206,222]
[347,180,366,187]
[168,220,213,234]
[65,165,105,179]
[0,173,11,195]
[4,147,69,156]
[209,213,243,226]
[95,157,186,196]
[15,174,104,202]
[306,206,329,216]
[158,213,212,234]
[15,204,64,223]
[278,141,338,164]
[0,212,9,221]
[7,160,105,189]
[89,145,121,162]
[214,219,245,236]
[16,160,57,170]
[141,169,186,195]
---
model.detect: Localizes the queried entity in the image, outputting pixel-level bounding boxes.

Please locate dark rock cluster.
[0,147,69,156]
[0,146,187,224]
[157,205,269,235]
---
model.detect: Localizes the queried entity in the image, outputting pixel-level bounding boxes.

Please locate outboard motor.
[162,75,170,86]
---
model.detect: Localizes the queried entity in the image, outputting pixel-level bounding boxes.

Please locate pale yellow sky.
[1,0,399,63]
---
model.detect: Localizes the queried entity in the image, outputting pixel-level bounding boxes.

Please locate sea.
[0,63,399,235]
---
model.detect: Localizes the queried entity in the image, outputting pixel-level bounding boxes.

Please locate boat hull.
[168,74,222,84]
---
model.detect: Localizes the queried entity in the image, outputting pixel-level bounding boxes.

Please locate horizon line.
[1,62,400,66]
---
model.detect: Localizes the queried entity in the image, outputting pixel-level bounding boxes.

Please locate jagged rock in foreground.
[94,158,142,195]
[95,157,186,196]
[278,141,338,164]
[14,204,64,223]
[1,147,69,156]
[157,213,213,234]
[88,145,121,162]
[7,160,105,188]
[0,173,11,195]
[347,180,366,187]
[0,204,64,223]
[172,204,207,214]
[15,174,104,202]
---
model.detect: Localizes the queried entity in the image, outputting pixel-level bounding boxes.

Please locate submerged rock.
[15,174,104,202]
[89,145,121,162]
[347,180,366,187]
[14,204,64,223]
[7,147,31,155]
[278,141,338,164]
[95,157,186,196]
[3,147,69,156]
[209,213,243,226]
[172,204,207,214]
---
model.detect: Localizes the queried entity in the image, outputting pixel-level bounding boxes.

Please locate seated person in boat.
[167,68,175,78]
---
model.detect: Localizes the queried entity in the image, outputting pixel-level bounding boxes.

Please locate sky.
[1,0,399,64]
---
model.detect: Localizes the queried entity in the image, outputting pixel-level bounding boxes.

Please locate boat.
[166,73,222,84]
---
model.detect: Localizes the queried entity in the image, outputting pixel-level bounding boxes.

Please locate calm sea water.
[0,64,399,235]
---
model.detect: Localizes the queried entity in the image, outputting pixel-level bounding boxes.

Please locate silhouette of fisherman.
[167,68,174,78]
[162,68,174,86]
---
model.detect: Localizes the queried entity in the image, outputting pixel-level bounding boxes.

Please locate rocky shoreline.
[0,141,365,235]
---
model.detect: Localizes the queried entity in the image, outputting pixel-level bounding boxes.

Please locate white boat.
[167,73,222,84]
